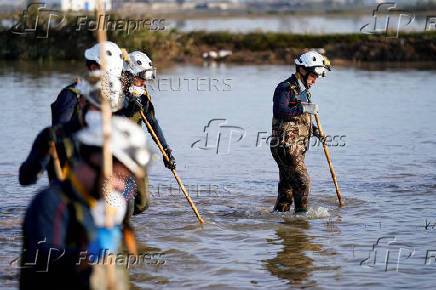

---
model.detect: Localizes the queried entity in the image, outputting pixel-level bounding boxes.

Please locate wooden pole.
[96,1,116,289]
[95,0,115,228]
[139,111,205,224]
[314,114,344,207]
[49,140,65,181]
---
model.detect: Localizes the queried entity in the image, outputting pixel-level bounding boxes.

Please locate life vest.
[47,124,80,182]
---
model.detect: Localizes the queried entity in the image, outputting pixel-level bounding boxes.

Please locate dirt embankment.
[167,31,436,65]
[1,24,435,65]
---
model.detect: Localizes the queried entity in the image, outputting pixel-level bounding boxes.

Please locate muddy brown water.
[0,61,436,288]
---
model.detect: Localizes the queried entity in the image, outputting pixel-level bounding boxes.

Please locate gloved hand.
[124,96,143,116]
[302,103,319,115]
[163,146,176,170]
[87,226,122,256]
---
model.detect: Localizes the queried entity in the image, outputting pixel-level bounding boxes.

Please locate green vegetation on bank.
[1,13,436,64]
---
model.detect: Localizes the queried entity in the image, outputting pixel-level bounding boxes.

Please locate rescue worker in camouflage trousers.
[118,51,176,170]
[270,51,331,213]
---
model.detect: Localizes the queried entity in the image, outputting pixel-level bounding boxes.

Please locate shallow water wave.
[282,207,331,221]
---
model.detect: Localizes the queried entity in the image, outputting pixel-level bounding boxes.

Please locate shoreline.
[3,59,436,72]
[1,29,435,65]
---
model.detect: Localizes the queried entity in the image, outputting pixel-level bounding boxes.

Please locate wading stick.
[139,111,205,224]
[314,114,343,207]
[49,140,65,181]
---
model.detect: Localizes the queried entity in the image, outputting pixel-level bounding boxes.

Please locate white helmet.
[75,72,125,112]
[84,41,124,77]
[123,51,156,80]
[76,113,151,177]
[295,51,331,77]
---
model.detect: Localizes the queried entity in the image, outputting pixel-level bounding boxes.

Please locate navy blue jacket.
[117,93,169,149]
[143,97,168,149]
[272,75,321,136]
[51,82,80,126]
[20,180,95,289]
[272,75,306,121]
[19,117,81,185]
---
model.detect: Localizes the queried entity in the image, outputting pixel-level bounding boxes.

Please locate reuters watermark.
[146,77,232,92]
[150,182,233,198]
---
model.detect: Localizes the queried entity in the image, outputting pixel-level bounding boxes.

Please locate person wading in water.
[270,51,331,213]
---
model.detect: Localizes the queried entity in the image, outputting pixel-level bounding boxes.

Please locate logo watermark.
[359,236,415,272]
[10,3,65,38]
[191,119,245,155]
[360,2,436,37]
[191,118,347,155]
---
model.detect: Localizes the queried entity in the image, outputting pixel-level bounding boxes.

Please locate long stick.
[314,114,344,207]
[96,1,116,289]
[49,140,65,181]
[95,11,115,229]
[139,110,205,224]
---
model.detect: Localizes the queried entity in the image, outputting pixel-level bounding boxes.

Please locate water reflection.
[169,15,427,34]
[265,219,321,286]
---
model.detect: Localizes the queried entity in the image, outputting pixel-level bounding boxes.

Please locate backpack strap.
[54,185,89,247]
[286,81,299,96]
[144,89,151,101]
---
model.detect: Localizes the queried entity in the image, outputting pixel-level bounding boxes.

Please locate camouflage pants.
[271,116,312,212]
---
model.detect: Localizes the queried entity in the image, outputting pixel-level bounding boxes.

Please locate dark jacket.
[272,75,309,121]
[20,180,95,290]
[51,82,80,126]
[271,75,320,147]
[117,92,169,149]
[19,117,82,186]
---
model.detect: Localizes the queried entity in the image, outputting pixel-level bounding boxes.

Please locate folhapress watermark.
[77,250,166,269]
[9,2,167,38]
[76,15,166,34]
[10,238,166,271]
